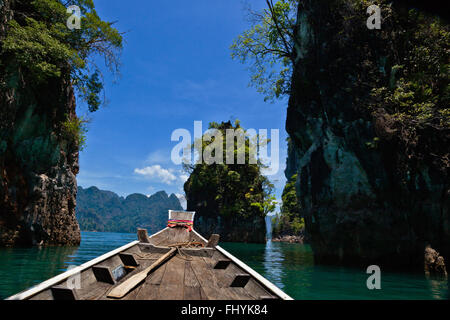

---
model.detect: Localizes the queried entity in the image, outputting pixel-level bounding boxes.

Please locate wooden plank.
[190,257,234,300]
[137,228,150,243]
[165,227,190,245]
[146,227,170,246]
[29,290,53,300]
[134,258,157,272]
[147,227,170,245]
[138,243,171,254]
[169,210,195,221]
[77,282,112,300]
[184,261,204,300]
[183,286,202,300]
[158,256,186,300]
[179,247,214,257]
[134,263,168,300]
[146,263,168,285]
[190,257,219,288]
[107,248,176,299]
[184,262,200,287]
[122,245,142,254]
[161,257,186,286]
[135,284,160,300]
[207,234,220,247]
[243,279,274,299]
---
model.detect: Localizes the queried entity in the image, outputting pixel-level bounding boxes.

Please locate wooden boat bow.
[7,210,293,300]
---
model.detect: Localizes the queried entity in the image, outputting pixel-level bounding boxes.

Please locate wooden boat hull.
[7,211,292,300]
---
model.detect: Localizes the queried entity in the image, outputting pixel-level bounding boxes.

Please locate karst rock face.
[285,0,449,268]
[424,246,447,277]
[0,0,81,246]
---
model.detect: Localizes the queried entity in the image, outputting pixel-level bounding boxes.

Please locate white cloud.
[134,165,177,185]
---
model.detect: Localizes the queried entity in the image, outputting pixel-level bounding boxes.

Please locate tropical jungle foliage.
[184,120,276,219]
[272,173,304,237]
[231,0,298,102]
[1,0,123,149]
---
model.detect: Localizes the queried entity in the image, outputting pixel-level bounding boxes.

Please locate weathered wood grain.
[137,228,150,243]
[12,213,291,301]
[107,248,176,299]
[158,256,186,300]
[206,234,220,247]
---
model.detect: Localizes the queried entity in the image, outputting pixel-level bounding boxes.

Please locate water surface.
[0,232,447,299]
[221,241,449,300]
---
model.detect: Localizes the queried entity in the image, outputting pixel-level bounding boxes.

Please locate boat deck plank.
[183,261,204,300]
[189,255,239,300]
[134,263,167,300]
[78,282,112,300]
[157,255,186,300]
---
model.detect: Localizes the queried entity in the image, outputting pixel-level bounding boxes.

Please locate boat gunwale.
[6,240,140,300]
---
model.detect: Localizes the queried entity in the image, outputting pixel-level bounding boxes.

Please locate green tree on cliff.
[1,0,123,148]
[272,173,304,237]
[184,120,276,220]
[230,0,298,101]
[232,0,449,131]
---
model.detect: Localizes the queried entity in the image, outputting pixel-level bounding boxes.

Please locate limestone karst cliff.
[285,0,449,269]
[0,0,80,246]
[0,0,122,246]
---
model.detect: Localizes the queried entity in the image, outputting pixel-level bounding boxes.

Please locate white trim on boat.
[192,230,293,300]
[6,240,140,300]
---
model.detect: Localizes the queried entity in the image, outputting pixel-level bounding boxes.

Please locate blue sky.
[76,0,289,211]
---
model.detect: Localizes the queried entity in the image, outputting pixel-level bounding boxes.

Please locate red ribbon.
[167,219,193,232]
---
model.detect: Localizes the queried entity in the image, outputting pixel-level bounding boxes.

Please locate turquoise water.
[0,232,448,300]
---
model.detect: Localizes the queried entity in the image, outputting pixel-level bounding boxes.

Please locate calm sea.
[0,231,448,300]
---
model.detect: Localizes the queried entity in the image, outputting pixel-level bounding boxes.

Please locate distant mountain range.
[76,186,183,234]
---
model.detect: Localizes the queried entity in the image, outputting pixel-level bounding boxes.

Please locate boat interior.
[10,211,285,300]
